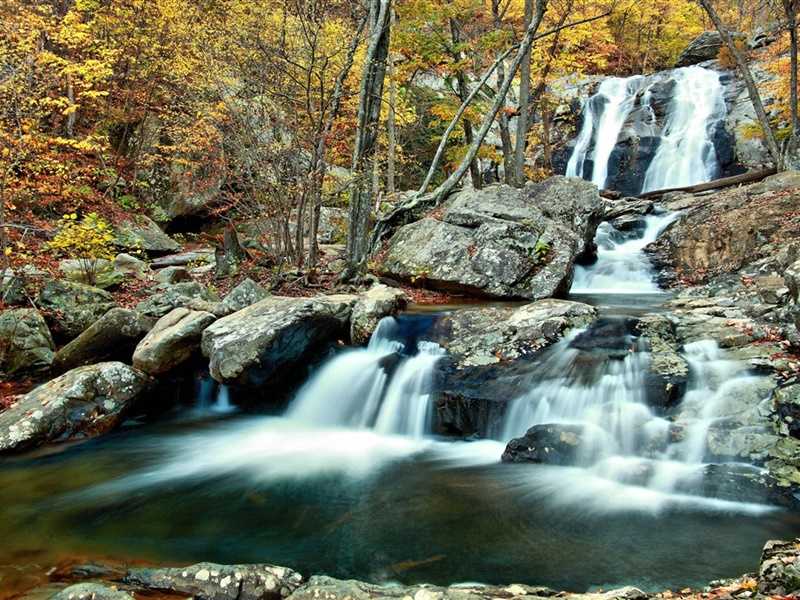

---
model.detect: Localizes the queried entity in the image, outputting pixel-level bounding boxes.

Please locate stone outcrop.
[124,562,303,600]
[350,284,408,345]
[502,424,587,464]
[38,280,117,340]
[0,362,150,453]
[133,308,216,375]
[675,32,723,67]
[53,308,154,372]
[201,295,356,387]
[0,308,55,377]
[378,177,603,300]
[114,214,180,254]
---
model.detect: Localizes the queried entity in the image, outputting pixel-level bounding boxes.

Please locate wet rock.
[350,284,408,345]
[759,538,800,595]
[687,462,772,504]
[53,308,154,372]
[124,562,303,600]
[219,278,269,315]
[0,362,150,453]
[135,281,216,319]
[52,583,135,600]
[114,214,180,254]
[0,308,55,377]
[38,280,117,340]
[501,424,586,464]
[201,295,356,386]
[155,265,191,284]
[637,315,688,409]
[378,177,602,299]
[133,308,216,375]
[570,317,638,358]
[774,383,800,439]
[675,32,723,67]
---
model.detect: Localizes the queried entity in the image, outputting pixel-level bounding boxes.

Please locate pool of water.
[1,413,798,593]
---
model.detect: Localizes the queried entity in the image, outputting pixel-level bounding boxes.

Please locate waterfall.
[642,67,726,193]
[566,76,645,189]
[571,211,679,294]
[288,317,444,438]
[566,66,727,194]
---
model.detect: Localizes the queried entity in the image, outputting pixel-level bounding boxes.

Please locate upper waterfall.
[565,65,728,195]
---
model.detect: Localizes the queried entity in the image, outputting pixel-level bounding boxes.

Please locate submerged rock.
[0,362,150,453]
[378,177,602,299]
[201,295,356,387]
[53,308,154,372]
[0,308,55,378]
[350,284,408,345]
[501,424,587,465]
[38,280,117,340]
[124,562,303,600]
[133,307,216,375]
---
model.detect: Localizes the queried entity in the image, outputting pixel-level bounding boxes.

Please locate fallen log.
[636,167,778,199]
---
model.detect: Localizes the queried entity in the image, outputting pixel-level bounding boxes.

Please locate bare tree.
[513,0,535,186]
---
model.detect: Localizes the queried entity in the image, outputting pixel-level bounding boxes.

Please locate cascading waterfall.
[566,65,727,195]
[289,317,444,438]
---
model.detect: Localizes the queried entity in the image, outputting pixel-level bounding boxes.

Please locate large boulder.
[636,315,688,409]
[53,308,154,372]
[350,284,408,345]
[501,424,587,465]
[201,295,356,387]
[135,282,216,319]
[1,268,27,305]
[0,362,150,453]
[124,562,303,600]
[38,280,117,340]
[133,308,216,375]
[759,538,800,595]
[219,278,270,315]
[431,300,597,436]
[0,308,55,377]
[675,32,723,67]
[378,177,603,299]
[115,214,180,254]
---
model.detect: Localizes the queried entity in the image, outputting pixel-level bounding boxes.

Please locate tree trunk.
[513,0,534,187]
[450,19,482,190]
[785,0,799,145]
[345,0,392,278]
[387,11,398,194]
[492,0,515,184]
[698,0,782,167]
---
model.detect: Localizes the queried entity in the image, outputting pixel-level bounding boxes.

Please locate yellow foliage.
[48,212,116,285]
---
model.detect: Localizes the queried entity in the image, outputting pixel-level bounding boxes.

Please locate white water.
[642,67,726,192]
[566,66,727,194]
[571,211,679,294]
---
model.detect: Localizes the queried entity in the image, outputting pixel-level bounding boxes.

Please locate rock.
[135,282,216,319]
[774,383,800,439]
[675,31,723,67]
[154,265,192,284]
[378,177,602,300]
[785,259,800,303]
[636,315,688,409]
[0,362,149,453]
[151,248,215,268]
[59,258,124,289]
[38,280,117,340]
[201,295,356,386]
[53,308,153,372]
[219,278,269,315]
[52,583,135,600]
[687,462,773,504]
[124,562,303,600]
[317,206,348,244]
[759,538,800,595]
[432,300,597,436]
[0,268,26,305]
[114,253,150,279]
[114,214,180,254]
[350,284,408,345]
[133,308,216,375]
[501,424,587,464]
[0,308,55,377]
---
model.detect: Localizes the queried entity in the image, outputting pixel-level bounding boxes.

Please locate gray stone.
[759,538,800,595]
[38,280,117,340]
[54,308,153,372]
[124,562,303,600]
[133,308,216,375]
[154,266,191,284]
[0,362,149,453]
[59,258,124,289]
[675,31,723,67]
[201,295,356,386]
[114,253,150,279]
[0,268,26,305]
[115,214,180,254]
[151,249,215,268]
[52,583,135,600]
[0,308,55,377]
[350,284,407,345]
[135,282,216,319]
[219,278,269,315]
[379,177,602,300]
